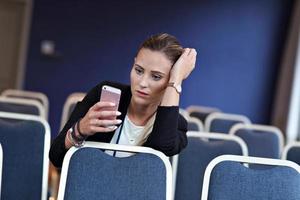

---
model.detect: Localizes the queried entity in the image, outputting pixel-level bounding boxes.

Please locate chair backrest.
[204,112,251,133]
[57,142,172,200]
[201,155,300,200]
[172,132,248,200]
[1,89,49,119]
[60,92,85,130]
[179,108,189,119]
[186,105,221,123]
[179,108,204,131]
[187,117,204,132]
[229,124,284,159]
[0,143,3,199]
[0,97,46,119]
[282,142,300,165]
[0,112,50,200]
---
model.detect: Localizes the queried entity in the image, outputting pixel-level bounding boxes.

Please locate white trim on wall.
[286,1,300,142]
[16,0,33,89]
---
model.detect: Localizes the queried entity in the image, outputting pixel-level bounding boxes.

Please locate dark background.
[25,0,294,137]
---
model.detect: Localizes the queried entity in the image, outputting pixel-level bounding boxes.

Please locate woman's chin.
[132,96,150,106]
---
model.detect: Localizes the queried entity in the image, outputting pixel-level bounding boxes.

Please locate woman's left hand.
[169,48,197,83]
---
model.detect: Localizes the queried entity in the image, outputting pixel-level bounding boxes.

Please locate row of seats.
[175,106,300,199]
[172,131,300,200]
[0,89,300,199]
[181,106,252,133]
[1,114,300,200]
[181,106,284,159]
[56,139,300,200]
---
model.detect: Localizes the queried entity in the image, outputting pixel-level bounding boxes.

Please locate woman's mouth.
[136,90,149,97]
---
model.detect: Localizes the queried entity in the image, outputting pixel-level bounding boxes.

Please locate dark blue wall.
[25,0,294,137]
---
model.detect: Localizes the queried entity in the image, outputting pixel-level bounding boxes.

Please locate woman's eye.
[152,74,162,81]
[135,68,143,75]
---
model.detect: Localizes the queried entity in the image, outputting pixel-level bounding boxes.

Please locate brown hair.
[139,33,184,65]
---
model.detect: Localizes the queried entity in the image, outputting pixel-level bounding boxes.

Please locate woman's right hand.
[169,48,197,83]
[79,102,122,136]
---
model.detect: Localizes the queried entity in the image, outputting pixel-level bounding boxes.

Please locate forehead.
[135,48,172,73]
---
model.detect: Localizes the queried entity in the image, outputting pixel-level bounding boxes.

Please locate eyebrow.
[134,63,166,76]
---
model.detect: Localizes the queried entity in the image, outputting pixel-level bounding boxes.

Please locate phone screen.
[100,85,121,113]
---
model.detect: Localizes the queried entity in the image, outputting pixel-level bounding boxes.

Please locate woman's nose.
[139,76,149,88]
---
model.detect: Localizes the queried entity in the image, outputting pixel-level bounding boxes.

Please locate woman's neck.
[127,100,158,126]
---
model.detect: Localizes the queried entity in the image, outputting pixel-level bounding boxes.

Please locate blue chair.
[0,112,51,200]
[204,112,251,133]
[57,142,172,200]
[0,97,46,119]
[186,105,221,124]
[179,108,190,119]
[282,142,300,165]
[60,92,85,130]
[201,155,300,200]
[229,124,284,162]
[179,108,204,131]
[187,117,204,131]
[172,131,248,200]
[1,89,49,120]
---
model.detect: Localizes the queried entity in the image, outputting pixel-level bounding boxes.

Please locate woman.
[49,33,197,167]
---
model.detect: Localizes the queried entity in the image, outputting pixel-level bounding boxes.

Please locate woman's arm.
[144,106,188,156]
[49,81,122,168]
[146,48,196,156]
[49,85,99,167]
[160,48,197,106]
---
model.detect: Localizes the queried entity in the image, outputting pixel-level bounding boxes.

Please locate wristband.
[70,123,85,147]
[66,130,75,146]
[67,127,85,147]
[77,118,87,139]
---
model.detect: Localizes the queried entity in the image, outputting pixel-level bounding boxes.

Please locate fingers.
[91,125,118,133]
[181,48,197,62]
[90,101,115,111]
[90,118,122,127]
[80,115,122,135]
[190,49,197,63]
[80,101,123,135]
[185,48,197,56]
[186,48,197,64]
[89,110,121,119]
[89,118,122,133]
[181,48,197,79]
[182,48,191,56]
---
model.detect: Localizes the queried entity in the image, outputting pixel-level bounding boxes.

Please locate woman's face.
[130,48,173,107]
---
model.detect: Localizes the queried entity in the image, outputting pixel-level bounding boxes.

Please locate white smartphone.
[99,85,121,118]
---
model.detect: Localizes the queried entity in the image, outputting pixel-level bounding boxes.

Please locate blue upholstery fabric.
[235,129,279,169]
[235,129,279,158]
[64,147,166,200]
[187,121,200,131]
[0,119,45,200]
[0,102,40,116]
[287,146,300,165]
[210,119,244,133]
[175,137,243,200]
[208,161,300,200]
[190,112,210,123]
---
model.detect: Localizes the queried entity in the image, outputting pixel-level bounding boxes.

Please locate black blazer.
[49,81,188,167]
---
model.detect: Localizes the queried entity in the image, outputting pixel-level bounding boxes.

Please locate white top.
[105,113,156,157]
